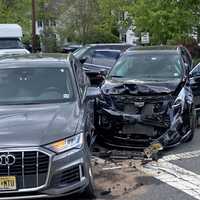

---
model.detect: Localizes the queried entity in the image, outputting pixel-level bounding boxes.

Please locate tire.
[83,164,96,199]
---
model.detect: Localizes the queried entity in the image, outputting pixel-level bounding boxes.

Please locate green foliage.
[57,0,132,44]
[83,30,119,43]
[131,0,198,45]
[40,27,57,52]
[0,0,32,40]
[1,0,200,50]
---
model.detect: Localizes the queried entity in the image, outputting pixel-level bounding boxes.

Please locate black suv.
[96,46,195,157]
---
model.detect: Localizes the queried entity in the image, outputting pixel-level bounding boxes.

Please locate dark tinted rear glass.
[0,38,24,49]
[93,51,120,59]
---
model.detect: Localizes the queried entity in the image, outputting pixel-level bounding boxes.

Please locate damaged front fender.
[144,82,193,158]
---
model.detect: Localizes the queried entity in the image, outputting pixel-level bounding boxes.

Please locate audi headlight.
[45,133,84,153]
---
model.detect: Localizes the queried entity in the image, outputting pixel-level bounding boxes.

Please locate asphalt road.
[51,128,200,200]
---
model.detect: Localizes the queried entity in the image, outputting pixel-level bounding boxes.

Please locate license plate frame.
[0,176,17,191]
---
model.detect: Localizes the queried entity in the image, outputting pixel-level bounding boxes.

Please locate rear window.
[93,51,120,60]
[0,38,24,49]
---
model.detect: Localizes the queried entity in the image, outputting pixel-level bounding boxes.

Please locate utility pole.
[32,0,36,53]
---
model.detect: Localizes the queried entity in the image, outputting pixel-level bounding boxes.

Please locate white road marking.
[161,150,200,162]
[138,150,200,200]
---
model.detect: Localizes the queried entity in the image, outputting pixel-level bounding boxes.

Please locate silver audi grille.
[0,151,50,189]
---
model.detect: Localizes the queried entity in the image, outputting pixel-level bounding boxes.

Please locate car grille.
[0,151,50,190]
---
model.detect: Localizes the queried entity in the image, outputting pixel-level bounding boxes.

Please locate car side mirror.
[190,63,200,78]
[79,57,88,64]
[100,70,107,76]
[190,71,200,79]
[86,87,101,99]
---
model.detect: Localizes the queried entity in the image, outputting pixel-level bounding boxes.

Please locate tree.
[131,0,195,44]
[0,0,32,42]
[98,0,133,40]
[56,0,99,44]
[56,0,133,44]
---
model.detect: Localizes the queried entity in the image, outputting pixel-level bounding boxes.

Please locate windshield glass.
[0,67,74,105]
[0,38,24,49]
[73,45,90,58]
[109,53,183,80]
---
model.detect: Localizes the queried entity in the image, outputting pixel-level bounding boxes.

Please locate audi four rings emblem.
[0,154,16,166]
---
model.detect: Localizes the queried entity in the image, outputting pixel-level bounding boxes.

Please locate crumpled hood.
[0,102,80,148]
[101,78,182,95]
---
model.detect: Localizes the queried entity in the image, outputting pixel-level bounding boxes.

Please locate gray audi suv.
[0,54,99,199]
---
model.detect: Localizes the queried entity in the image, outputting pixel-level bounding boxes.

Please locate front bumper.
[97,108,170,149]
[0,147,90,199]
[97,103,187,151]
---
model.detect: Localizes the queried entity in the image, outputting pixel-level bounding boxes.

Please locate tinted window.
[73,44,131,58]
[74,60,89,97]
[183,48,192,68]
[0,67,74,105]
[109,53,183,80]
[73,46,90,58]
[191,63,200,76]
[0,38,24,49]
[91,50,120,67]
[93,51,120,59]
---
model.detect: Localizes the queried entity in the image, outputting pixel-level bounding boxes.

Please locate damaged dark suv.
[96,46,195,157]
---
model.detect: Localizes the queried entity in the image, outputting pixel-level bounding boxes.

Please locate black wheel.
[83,164,96,199]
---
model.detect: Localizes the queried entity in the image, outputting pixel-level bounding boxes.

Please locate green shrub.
[84,30,119,44]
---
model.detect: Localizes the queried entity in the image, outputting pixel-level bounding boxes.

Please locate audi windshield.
[0,65,74,105]
[109,53,184,81]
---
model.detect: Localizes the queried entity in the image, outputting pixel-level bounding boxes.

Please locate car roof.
[0,53,72,68]
[87,43,132,47]
[64,44,82,48]
[126,45,183,55]
[94,49,121,52]
[127,45,182,51]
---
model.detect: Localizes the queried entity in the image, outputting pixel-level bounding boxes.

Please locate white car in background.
[0,24,30,56]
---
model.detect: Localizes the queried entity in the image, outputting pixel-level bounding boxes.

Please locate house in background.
[35,1,140,52]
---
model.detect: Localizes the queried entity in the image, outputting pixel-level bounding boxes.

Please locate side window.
[93,51,120,60]
[74,60,89,98]
[181,50,189,66]
[184,48,192,68]
[83,49,94,64]
[191,63,200,76]
[91,51,120,67]
[181,48,192,69]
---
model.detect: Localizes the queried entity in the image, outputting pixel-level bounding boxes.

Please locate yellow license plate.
[0,176,16,191]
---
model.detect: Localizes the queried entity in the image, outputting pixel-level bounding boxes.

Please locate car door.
[73,59,95,147]
[181,47,193,71]
[190,63,200,112]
